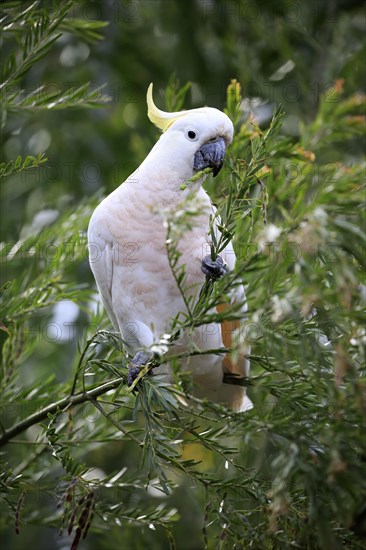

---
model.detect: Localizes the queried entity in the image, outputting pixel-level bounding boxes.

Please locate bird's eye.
[185,129,198,141]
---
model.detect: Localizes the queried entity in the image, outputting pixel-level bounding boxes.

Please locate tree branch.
[0,376,125,447]
[0,342,237,446]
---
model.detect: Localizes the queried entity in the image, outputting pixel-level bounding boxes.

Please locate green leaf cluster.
[0,2,365,549]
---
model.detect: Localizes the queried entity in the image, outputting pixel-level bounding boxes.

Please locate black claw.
[127,365,141,386]
[131,351,151,366]
[201,255,229,279]
[127,351,152,387]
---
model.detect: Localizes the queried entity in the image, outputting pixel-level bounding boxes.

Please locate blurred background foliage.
[1,0,365,549]
[2,0,365,240]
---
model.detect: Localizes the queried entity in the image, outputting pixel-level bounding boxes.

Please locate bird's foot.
[201,255,229,279]
[127,351,152,386]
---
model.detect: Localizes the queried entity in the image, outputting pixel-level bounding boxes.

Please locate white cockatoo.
[88,84,252,411]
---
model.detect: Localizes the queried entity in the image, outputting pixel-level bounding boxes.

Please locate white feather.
[88,93,251,411]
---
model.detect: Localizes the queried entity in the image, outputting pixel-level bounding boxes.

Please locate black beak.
[193,137,226,177]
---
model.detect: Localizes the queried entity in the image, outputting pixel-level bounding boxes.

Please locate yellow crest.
[147,83,190,132]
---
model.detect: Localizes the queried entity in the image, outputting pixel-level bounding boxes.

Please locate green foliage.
[0,152,47,178]
[1,1,366,549]
[0,0,110,126]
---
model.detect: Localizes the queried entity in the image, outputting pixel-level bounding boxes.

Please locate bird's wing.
[88,209,119,331]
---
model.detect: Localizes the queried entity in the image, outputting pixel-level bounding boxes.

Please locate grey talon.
[127,351,152,387]
[201,255,229,279]
[127,366,141,386]
[131,351,151,366]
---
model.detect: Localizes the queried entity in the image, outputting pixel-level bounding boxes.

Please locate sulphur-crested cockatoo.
[88,84,251,411]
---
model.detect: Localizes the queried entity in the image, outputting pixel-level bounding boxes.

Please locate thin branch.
[69,329,117,395]
[0,376,125,447]
[0,336,244,447]
[91,398,141,446]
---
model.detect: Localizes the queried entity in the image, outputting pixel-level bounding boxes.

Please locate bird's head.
[147,83,234,179]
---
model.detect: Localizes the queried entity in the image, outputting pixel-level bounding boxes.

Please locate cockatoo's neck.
[119,132,200,204]
[142,136,195,187]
